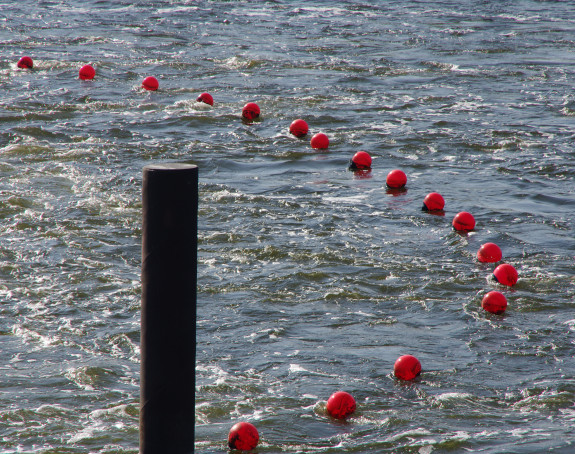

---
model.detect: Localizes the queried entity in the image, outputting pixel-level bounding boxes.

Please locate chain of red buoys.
[15,54,521,451]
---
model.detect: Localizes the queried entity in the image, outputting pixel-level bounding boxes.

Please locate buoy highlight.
[142,76,159,91]
[452,211,475,231]
[394,355,421,381]
[310,132,329,149]
[422,192,445,211]
[79,64,95,80]
[17,56,33,69]
[197,92,214,106]
[242,102,260,121]
[228,422,259,451]
[326,391,356,420]
[386,169,407,189]
[493,263,518,286]
[482,291,507,314]
[289,119,309,137]
[349,151,372,170]
[477,242,502,263]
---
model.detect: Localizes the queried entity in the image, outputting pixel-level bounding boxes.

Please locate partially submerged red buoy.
[326,391,356,419]
[482,291,507,314]
[197,92,214,106]
[422,192,445,211]
[289,119,309,137]
[349,151,372,170]
[79,64,95,80]
[242,102,260,121]
[394,355,421,381]
[452,211,475,231]
[228,422,259,451]
[493,263,518,286]
[310,132,329,149]
[477,242,502,263]
[142,76,159,91]
[17,56,33,69]
[386,169,407,189]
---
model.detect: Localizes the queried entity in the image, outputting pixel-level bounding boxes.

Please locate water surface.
[0,1,574,453]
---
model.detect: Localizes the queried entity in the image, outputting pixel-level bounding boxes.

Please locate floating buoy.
[394,355,421,381]
[242,102,260,121]
[477,242,502,263]
[326,391,356,420]
[349,151,372,170]
[197,92,214,106]
[422,192,445,211]
[289,119,309,137]
[493,263,518,286]
[142,76,159,91]
[386,169,407,189]
[310,132,329,149]
[79,64,95,80]
[17,56,33,69]
[228,422,259,451]
[482,291,507,314]
[452,211,475,231]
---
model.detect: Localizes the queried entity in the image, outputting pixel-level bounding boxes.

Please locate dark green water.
[1,1,574,453]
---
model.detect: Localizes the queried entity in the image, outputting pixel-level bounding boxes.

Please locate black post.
[141,164,197,454]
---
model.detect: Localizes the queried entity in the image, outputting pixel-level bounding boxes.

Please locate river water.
[1,1,574,453]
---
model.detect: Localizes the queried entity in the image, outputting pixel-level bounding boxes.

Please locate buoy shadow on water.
[423,209,445,217]
[242,117,263,125]
[351,169,372,180]
[386,187,407,197]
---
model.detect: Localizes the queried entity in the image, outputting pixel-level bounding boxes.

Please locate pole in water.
[141,163,198,454]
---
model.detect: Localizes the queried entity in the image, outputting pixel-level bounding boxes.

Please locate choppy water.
[1,1,574,453]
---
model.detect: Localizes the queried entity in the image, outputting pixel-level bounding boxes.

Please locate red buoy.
[142,76,159,91]
[394,355,421,381]
[242,102,260,121]
[326,391,356,420]
[197,92,214,106]
[17,56,33,69]
[493,263,518,286]
[386,169,407,189]
[349,151,372,170]
[228,422,259,451]
[79,64,95,80]
[482,291,507,314]
[477,242,502,263]
[452,211,475,231]
[422,192,445,211]
[310,132,329,149]
[289,119,309,137]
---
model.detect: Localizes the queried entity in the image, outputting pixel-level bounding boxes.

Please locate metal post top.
[144,163,198,172]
